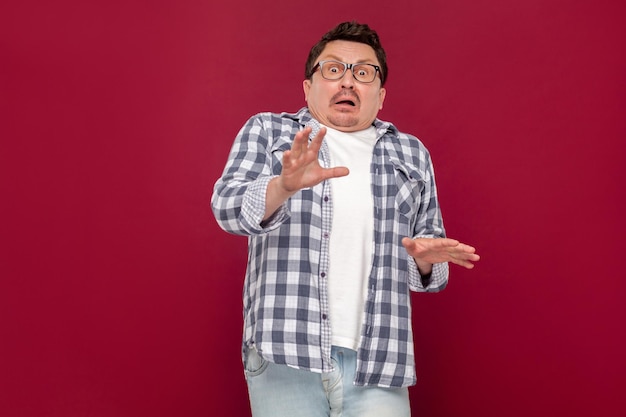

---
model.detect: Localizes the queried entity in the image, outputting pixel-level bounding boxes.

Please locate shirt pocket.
[389,157,428,219]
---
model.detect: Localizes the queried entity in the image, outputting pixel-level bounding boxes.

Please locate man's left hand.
[401,237,480,275]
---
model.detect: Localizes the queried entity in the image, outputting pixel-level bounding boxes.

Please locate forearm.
[212,175,290,235]
[414,258,433,276]
[408,257,449,293]
[263,176,297,221]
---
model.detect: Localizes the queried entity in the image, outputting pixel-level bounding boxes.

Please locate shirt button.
[322,314,328,320]
[323,232,329,239]
[321,272,326,278]
[324,196,329,202]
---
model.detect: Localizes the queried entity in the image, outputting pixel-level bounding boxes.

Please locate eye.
[355,65,373,77]
[327,63,342,73]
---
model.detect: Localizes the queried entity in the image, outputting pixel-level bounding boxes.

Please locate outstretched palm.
[402,237,480,270]
[278,126,349,192]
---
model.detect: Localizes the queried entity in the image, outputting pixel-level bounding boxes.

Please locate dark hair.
[305,21,388,86]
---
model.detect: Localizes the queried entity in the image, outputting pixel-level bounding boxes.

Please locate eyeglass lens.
[319,61,378,83]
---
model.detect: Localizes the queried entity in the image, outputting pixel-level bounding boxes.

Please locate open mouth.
[335,99,356,106]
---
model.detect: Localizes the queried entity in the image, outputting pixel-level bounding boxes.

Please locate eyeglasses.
[311,60,381,83]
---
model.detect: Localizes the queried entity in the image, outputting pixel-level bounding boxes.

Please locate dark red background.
[2,1,625,416]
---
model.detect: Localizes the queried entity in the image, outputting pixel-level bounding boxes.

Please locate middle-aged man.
[211,20,480,417]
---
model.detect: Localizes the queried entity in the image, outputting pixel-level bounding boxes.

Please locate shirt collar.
[284,107,398,140]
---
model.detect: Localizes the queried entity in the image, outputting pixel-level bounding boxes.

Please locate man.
[211,21,479,417]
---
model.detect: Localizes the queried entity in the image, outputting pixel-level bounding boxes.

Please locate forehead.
[318,40,379,64]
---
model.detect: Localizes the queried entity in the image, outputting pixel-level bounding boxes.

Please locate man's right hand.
[263,126,349,220]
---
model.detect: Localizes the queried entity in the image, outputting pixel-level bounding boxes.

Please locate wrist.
[415,259,433,277]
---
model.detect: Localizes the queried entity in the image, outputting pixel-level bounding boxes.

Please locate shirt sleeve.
[407,253,449,292]
[242,175,290,232]
[406,146,449,292]
[211,114,291,235]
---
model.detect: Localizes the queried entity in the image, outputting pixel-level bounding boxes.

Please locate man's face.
[303,40,386,132]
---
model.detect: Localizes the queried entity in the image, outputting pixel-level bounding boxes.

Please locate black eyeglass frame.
[310,60,381,83]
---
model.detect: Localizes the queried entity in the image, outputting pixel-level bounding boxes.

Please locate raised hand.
[263,126,349,219]
[279,126,349,192]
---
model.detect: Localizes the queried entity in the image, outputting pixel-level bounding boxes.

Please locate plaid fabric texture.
[211,108,448,388]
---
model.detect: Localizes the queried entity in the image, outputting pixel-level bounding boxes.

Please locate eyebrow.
[320,54,376,65]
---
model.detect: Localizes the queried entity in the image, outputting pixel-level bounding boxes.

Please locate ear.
[379,87,386,110]
[303,79,312,102]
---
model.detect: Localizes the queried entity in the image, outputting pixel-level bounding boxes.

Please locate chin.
[328,115,359,129]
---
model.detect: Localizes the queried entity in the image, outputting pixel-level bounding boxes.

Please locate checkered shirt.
[211,108,449,388]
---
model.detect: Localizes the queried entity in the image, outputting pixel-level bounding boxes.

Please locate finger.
[449,256,476,269]
[439,238,460,247]
[282,149,293,169]
[457,243,477,253]
[401,237,418,257]
[292,127,311,158]
[452,250,480,266]
[313,126,327,142]
[308,127,327,154]
[460,261,476,269]
[401,236,415,249]
[322,166,349,180]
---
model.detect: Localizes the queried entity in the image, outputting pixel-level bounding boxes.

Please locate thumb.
[401,237,415,251]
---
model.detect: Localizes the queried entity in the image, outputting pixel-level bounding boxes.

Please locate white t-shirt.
[324,125,378,351]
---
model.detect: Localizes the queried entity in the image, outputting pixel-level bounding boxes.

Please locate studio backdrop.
[1,0,624,416]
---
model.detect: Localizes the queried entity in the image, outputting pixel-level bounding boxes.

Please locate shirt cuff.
[240,175,290,233]
[407,256,449,292]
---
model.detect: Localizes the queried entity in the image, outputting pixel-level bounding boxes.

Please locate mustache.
[331,91,360,104]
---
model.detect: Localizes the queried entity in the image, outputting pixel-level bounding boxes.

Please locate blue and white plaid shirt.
[211,108,449,388]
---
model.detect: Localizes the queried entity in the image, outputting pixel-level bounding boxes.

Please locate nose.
[339,69,355,89]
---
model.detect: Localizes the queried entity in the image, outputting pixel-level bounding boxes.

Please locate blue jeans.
[244,345,410,417]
